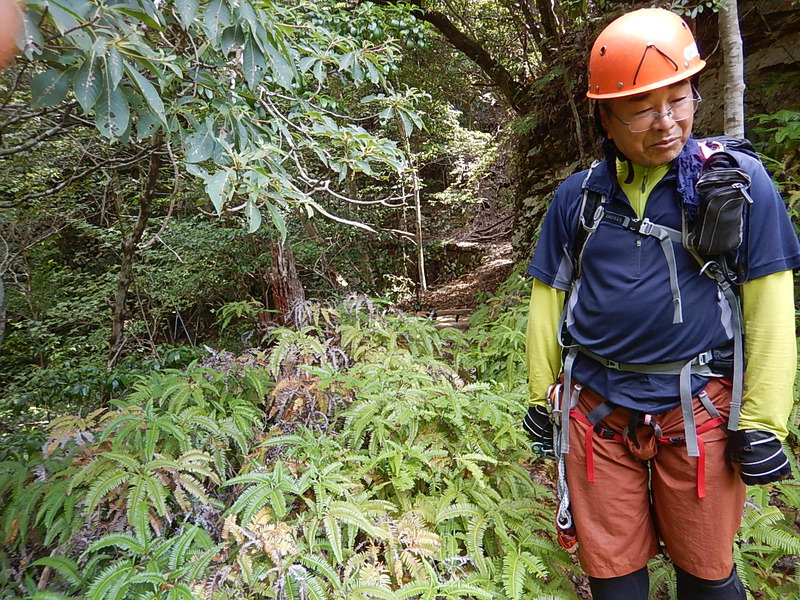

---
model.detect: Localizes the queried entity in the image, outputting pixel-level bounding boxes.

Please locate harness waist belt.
[578,347,716,376]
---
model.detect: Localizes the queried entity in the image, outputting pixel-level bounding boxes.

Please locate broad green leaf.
[313,60,326,84]
[175,0,199,29]
[135,110,160,140]
[47,0,92,50]
[106,45,124,90]
[95,80,130,139]
[220,26,245,56]
[299,56,316,73]
[203,0,231,41]
[184,128,215,163]
[242,42,266,89]
[266,202,287,241]
[112,6,163,31]
[125,65,167,127]
[30,69,70,108]
[205,170,230,214]
[21,10,45,59]
[399,111,414,137]
[238,0,258,31]
[73,58,102,112]
[260,32,295,91]
[246,201,262,233]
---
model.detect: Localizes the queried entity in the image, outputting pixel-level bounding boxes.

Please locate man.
[523,8,799,600]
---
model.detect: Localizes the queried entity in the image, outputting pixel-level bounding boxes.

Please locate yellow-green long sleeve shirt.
[526,158,797,439]
[526,272,795,439]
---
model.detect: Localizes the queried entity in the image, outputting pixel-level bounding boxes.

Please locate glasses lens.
[670,97,697,122]
[628,114,655,133]
[627,98,699,133]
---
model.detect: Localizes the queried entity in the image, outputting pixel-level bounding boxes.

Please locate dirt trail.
[410,241,516,330]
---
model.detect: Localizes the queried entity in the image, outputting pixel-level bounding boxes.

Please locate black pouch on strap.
[688,151,752,257]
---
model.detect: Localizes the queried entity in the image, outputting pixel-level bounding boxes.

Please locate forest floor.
[410,240,516,330]
[402,197,519,329]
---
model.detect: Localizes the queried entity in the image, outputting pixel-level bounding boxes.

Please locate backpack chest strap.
[596,209,684,324]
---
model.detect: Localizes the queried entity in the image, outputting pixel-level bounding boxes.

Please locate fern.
[85,532,147,556]
[466,513,491,574]
[85,560,135,600]
[29,555,83,589]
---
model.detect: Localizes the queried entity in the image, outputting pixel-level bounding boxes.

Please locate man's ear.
[598,105,613,140]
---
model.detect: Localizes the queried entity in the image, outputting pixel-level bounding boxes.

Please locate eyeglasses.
[610,94,702,133]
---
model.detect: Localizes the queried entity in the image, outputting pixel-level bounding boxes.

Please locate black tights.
[674,565,746,600]
[588,567,649,600]
[588,565,746,600]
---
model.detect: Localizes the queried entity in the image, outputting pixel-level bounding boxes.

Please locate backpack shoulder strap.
[572,161,606,279]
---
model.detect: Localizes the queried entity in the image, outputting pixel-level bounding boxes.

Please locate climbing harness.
[556,139,754,459]
[568,386,727,499]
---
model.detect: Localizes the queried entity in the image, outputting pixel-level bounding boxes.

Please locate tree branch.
[364,0,534,114]
[0,105,74,156]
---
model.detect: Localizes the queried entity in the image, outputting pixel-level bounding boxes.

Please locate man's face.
[600,80,694,167]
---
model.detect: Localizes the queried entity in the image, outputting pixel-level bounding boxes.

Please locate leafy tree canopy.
[8,0,429,233]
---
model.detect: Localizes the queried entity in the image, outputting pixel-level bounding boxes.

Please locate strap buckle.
[696,350,713,366]
[638,218,655,236]
[593,424,619,440]
[605,359,620,370]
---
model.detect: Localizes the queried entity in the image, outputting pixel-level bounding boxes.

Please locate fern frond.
[30,556,82,588]
[323,515,344,563]
[182,544,226,582]
[141,472,169,516]
[85,532,146,556]
[29,592,75,600]
[466,514,491,574]
[439,581,495,600]
[299,574,328,600]
[397,580,437,600]
[502,549,525,600]
[298,553,342,590]
[85,468,130,514]
[436,503,482,523]
[85,560,134,600]
[348,582,399,600]
[327,501,387,539]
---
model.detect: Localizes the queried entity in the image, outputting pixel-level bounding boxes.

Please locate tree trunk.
[395,114,427,292]
[269,239,306,326]
[0,276,5,351]
[108,139,163,368]
[719,0,746,137]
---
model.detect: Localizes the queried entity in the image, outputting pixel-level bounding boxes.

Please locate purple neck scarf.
[602,135,704,220]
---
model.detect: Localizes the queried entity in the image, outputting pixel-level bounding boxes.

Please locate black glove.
[523,405,554,456]
[727,429,792,485]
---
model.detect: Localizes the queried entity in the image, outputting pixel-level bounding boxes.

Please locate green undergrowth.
[1,281,799,600]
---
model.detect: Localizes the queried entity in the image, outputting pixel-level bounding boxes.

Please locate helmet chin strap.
[601,138,636,185]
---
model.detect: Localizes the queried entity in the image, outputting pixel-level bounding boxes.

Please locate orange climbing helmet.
[587,8,706,99]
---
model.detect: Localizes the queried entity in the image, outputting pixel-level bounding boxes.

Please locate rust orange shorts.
[562,378,746,580]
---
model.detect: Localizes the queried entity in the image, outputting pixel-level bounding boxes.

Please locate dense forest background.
[1,1,799,599]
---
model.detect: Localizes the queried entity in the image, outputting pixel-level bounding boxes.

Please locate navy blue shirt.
[527,145,800,413]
